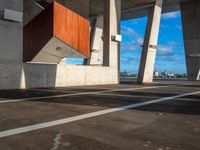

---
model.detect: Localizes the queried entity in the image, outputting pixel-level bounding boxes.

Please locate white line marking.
[0,90,199,138]
[0,86,168,104]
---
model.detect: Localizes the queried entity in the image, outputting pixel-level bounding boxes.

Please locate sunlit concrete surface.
[137,0,163,83]
[0,80,199,150]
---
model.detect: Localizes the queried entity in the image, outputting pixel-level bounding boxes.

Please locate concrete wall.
[180,1,200,80]
[0,64,118,89]
[0,0,119,89]
[0,0,23,64]
[0,0,23,89]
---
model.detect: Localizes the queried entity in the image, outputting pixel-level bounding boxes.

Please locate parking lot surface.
[0,80,199,150]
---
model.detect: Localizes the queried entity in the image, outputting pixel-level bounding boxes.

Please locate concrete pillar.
[137,0,163,84]
[103,0,121,68]
[180,1,200,80]
[86,16,104,65]
[83,18,95,65]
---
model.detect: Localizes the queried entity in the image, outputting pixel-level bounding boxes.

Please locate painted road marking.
[0,86,169,104]
[0,90,199,138]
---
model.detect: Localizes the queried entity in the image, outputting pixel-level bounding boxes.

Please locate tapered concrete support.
[103,0,121,68]
[180,1,200,80]
[137,0,163,84]
[88,15,104,65]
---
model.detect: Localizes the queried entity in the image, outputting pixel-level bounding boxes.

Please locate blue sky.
[121,11,186,74]
[67,11,186,74]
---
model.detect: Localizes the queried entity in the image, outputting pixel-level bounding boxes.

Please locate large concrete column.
[180,1,200,80]
[87,15,104,65]
[137,0,163,84]
[103,0,121,68]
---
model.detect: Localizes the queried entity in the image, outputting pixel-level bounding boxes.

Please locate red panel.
[54,1,90,57]
[23,1,90,62]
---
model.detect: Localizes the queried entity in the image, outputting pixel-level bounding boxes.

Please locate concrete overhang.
[89,0,193,20]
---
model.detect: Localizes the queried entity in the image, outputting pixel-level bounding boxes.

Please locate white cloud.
[160,24,170,29]
[157,45,174,56]
[161,11,180,19]
[121,56,140,66]
[176,25,182,30]
[121,26,140,38]
[121,26,143,52]
[121,43,138,51]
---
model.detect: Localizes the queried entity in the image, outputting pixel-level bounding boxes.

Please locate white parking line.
[0,90,199,138]
[0,86,169,104]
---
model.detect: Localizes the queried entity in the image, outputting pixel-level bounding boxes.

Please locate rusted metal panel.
[56,0,89,19]
[54,1,90,57]
[23,1,90,62]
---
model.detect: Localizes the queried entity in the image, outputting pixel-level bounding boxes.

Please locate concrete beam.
[23,0,45,25]
[121,1,180,20]
[137,0,163,84]
[103,0,121,69]
[31,37,86,64]
[180,0,200,80]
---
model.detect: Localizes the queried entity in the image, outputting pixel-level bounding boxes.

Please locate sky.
[121,11,186,74]
[67,11,186,74]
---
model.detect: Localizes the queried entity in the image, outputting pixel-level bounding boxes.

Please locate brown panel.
[71,11,79,49]
[56,0,89,19]
[78,16,90,56]
[54,2,66,41]
[23,3,53,62]
[54,1,90,57]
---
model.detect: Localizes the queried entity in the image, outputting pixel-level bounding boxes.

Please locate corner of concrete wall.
[0,0,119,90]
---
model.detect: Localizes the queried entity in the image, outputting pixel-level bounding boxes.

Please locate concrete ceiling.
[89,0,193,20]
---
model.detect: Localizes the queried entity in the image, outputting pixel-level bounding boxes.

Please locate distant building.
[154,71,159,78]
[167,73,175,78]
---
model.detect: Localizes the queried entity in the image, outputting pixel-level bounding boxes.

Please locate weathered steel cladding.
[54,1,90,57]
[23,1,90,62]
